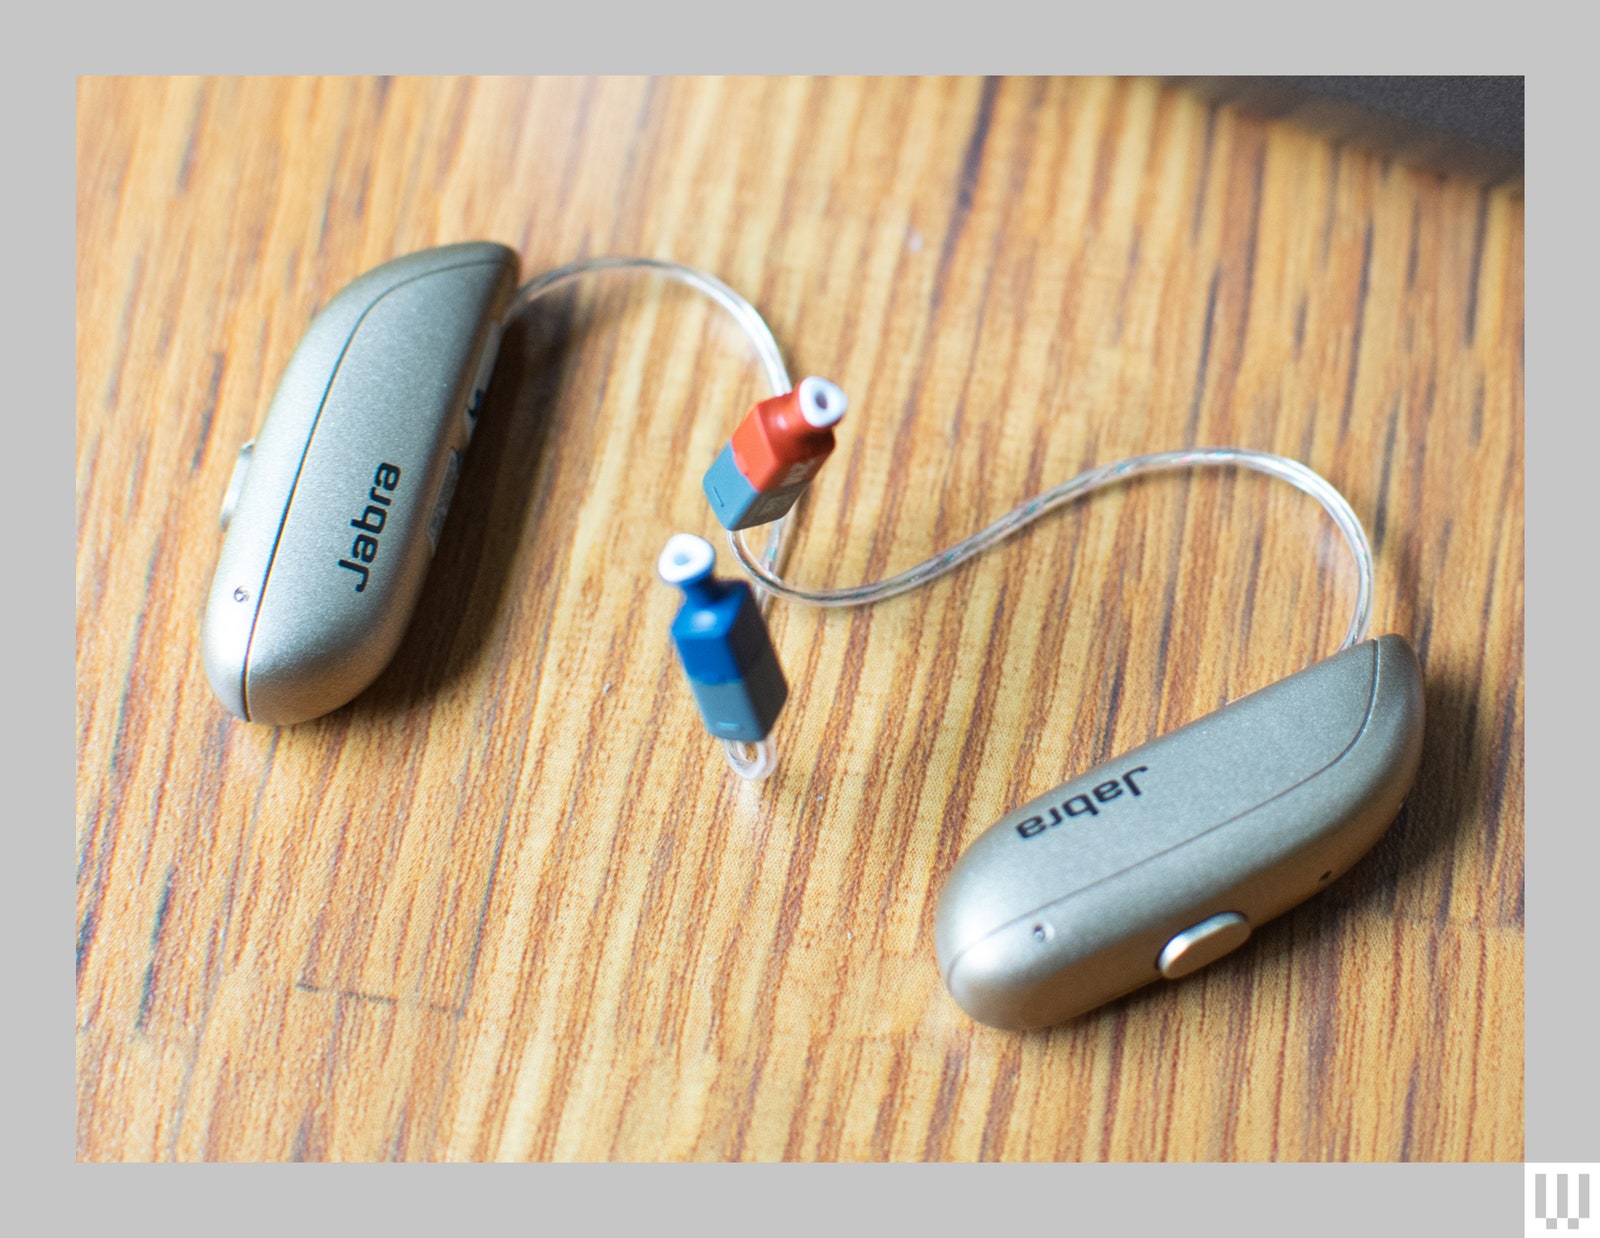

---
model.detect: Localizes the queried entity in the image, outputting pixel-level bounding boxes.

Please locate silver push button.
[1157,911,1251,979]
[219,440,254,529]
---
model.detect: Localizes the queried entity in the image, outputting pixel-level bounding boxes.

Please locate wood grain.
[75,76,1523,1161]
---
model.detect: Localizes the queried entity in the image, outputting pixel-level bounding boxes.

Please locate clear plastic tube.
[722,738,777,782]
[504,257,1377,779]
[504,257,796,581]
[729,446,1374,650]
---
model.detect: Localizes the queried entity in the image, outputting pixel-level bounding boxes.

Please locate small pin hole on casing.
[1032,923,1054,943]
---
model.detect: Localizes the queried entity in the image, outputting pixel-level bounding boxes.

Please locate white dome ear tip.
[658,532,716,584]
[797,376,848,427]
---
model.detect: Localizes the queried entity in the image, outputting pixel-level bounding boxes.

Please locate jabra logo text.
[1016,766,1149,839]
[336,463,402,592]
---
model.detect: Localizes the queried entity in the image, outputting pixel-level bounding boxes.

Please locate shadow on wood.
[348,288,591,716]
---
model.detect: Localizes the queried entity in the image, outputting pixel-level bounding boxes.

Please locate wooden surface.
[75,76,1523,1161]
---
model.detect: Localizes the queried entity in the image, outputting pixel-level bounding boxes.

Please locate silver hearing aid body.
[202,242,518,724]
[934,634,1423,1030]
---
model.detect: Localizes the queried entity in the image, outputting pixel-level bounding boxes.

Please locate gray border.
[49,1166,1537,1234]
[1524,64,1592,1162]
[50,11,1553,1236]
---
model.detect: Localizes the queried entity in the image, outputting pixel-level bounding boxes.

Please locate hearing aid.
[933,634,1424,1031]
[201,242,518,724]
[200,243,1426,1034]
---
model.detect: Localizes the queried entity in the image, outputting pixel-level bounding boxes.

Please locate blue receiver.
[659,535,788,743]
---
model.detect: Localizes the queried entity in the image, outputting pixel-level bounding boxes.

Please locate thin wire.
[722,738,777,782]
[730,447,1374,651]
[504,257,795,581]
[503,257,1378,780]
